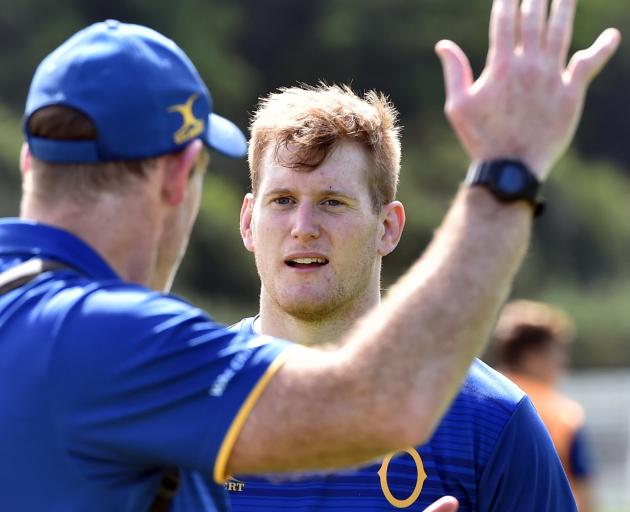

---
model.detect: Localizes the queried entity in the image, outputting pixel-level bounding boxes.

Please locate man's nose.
[290,203,320,241]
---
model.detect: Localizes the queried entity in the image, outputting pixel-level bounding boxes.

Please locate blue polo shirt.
[222,318,577,512]
[0,219,290,511]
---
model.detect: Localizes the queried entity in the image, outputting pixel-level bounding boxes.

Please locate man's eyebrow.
[262,188,293,197]
[260,187,359,201]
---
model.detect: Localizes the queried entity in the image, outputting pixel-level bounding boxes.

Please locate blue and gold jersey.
[0,221,289,512]
[220,316,577,512]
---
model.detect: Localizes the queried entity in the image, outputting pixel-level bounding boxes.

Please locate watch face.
[497,163,525,194]
[468,159,539,207]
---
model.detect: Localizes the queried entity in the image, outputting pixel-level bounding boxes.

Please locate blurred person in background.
[494,300,596,512]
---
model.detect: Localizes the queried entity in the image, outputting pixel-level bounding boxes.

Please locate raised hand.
[435,0,620,180]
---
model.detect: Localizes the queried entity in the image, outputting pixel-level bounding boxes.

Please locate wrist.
[471,154,552,182]
[466,159,545,217]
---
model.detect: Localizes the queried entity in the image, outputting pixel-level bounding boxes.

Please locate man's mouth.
[286,257,329,268]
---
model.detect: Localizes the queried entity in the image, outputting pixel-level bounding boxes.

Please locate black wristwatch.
[465,159,545,216]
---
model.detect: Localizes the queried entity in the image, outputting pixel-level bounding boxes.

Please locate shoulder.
[435,359,530,439]
[32,272,197,316]
[455,358,527,414]
[465,367,564,474]
[47,282,291,418]
[456,362,560,447]
[45,279,216,345]
[3,271,210,351]
[43,279,260,379]
[429,359,535,469]
[432,364,576,509]
[477,396,577,509]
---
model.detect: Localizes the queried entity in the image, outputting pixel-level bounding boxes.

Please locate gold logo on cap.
[168,93,204,144]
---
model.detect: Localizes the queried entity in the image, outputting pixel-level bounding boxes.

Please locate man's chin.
[279,298,341,322]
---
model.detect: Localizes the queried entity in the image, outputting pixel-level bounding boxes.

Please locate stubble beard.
[262,264,376,323]
[274,285,352,322]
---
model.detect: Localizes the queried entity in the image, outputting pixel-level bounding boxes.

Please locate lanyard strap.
[0,258,68,296]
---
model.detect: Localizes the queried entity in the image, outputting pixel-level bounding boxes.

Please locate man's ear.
[161,139,203,206]
[378,201,406,256]
[20,143,32,176]
[240,193,255,253]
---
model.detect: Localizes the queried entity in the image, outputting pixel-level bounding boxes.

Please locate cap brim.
[205,113,247,159]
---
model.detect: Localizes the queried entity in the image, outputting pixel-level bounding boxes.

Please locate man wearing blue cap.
[0,9,618,512]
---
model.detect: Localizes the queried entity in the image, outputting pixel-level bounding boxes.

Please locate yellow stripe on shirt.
[213,346,294,484]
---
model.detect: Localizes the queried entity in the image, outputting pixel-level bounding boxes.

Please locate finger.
[566,28,621,87]
[546,0,577,68]
[488,0,518,66]
[435,40,474,102]
[423,496,459,512]
[520,0,549,54]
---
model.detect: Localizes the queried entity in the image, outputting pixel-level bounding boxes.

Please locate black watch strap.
[466,159,545,217]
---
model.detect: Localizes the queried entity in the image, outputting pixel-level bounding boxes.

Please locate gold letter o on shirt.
[377,448,426,508]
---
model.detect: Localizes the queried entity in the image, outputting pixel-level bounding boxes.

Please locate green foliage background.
[1,0,629,367]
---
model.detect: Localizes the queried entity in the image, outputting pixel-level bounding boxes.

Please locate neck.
[21,190,163,288]
[258,286,381,346]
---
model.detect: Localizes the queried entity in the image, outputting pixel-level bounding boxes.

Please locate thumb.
[435,40,473,102]
[566,28,621,87]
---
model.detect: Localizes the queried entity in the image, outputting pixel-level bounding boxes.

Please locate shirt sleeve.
[477,396,578,512]
[49,286,291,484]
[570,425,596,479]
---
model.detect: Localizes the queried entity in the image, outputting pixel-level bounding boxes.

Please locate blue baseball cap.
[24,20,247,163]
